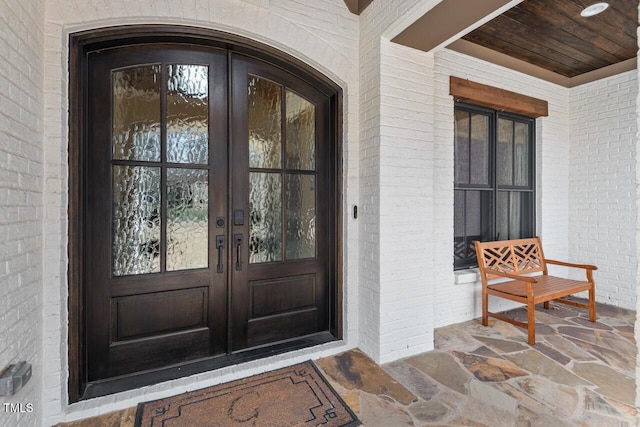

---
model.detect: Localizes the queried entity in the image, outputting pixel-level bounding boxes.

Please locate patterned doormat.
[135,361,360,427]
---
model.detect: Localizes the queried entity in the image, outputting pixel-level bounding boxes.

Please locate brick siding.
[0,0,44,426]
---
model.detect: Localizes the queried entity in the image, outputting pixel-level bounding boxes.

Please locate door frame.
[68,25,343,402]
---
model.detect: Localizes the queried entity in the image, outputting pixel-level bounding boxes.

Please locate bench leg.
[543,301,550,310]
[527,299,536,345]
[588,285,596,322]
[482,287,489,326]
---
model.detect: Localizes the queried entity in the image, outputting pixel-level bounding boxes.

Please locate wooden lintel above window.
[343,0,373,15]
[450,76,548,118]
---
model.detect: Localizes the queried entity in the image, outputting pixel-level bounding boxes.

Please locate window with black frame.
[454,102,535,270]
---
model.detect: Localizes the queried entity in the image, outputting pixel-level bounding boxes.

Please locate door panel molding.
[69,25,342,402]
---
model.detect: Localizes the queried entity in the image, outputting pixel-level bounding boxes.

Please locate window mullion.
[511,120,516,193]
[491,112,497,241]
[467,112,472,186]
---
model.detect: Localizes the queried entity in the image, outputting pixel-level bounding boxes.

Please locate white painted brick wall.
[0,0,44,425]
[433,48,572,328]
[42,0,360,423]
[570,71,638,310]
[636,4,639,410]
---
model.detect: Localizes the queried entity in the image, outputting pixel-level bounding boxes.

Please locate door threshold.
[80,332,337,400]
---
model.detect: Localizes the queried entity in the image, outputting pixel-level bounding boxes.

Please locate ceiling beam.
[391,0,521,53]
[343,0,373,15]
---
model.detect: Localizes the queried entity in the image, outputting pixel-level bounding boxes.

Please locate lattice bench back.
[474,237,547,281]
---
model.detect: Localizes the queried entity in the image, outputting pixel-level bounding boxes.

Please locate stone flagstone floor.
[58,298,636,427]
[316,299,637,426]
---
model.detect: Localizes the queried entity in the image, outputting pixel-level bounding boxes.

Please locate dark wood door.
[230,54,331,350]
[85,45,332,381]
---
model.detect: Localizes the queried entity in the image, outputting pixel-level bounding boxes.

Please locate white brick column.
[634,3,640,410]
[377,40,435,362]
[359,0,436,364]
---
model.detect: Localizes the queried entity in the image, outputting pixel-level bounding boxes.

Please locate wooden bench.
[474,237,597,345]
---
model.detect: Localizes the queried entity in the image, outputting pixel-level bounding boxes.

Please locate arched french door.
[69,27,342,400]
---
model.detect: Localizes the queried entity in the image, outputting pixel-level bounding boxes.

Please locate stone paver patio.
[58,298,636,427]
[317,299,637,426]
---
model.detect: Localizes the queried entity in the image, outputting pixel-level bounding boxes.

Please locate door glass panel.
[248,76,282,169]
[497,118,514,186]
[514,122,529,186]
[167,64,209,164]
[285,90,315,170]
[112,65,161,162]
[470,113,489,185]
[167,168,209,271]
[112,165,161,276]
[286,174,315,259]
[249,172,282,263]
[454,110,470,185]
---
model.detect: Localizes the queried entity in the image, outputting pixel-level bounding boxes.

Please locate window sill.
[454,268,479,285]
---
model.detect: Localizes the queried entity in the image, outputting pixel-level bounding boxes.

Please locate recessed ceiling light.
[580,2,609,17]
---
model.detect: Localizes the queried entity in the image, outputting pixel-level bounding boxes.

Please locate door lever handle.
[234,234,243,271]
[216,235,225,273]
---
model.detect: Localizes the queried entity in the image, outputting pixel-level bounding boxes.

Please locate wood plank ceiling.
[461,0,638,78]
[347,0,638,87]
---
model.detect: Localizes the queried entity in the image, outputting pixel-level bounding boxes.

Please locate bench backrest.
[474,237,547,281]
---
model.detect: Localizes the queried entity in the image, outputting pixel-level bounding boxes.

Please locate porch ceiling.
[348,0,638,88]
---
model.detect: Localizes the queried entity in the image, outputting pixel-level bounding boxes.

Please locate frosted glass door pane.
[248,76,282,168]
[285,90,315,170]
[167,64,209,164]
[112,166,161,276]
[112,65,161,161]
[249,172,282,263]
[167,168,209,271]
[286,174,315,259]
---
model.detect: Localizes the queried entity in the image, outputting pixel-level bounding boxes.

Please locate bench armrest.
[482,269,537,283]
[544,259,598,271]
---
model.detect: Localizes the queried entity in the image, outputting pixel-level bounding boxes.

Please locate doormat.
[134,361,360,427]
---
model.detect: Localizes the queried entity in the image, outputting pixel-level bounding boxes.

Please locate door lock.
[234,210,244,226]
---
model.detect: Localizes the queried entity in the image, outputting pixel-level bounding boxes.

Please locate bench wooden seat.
[474,237,596,345]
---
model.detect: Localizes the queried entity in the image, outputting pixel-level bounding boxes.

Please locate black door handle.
[216,235,224,273]
[234,234,243,271]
